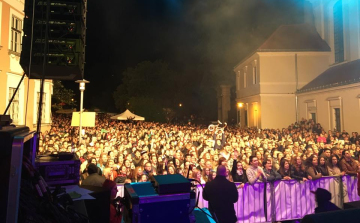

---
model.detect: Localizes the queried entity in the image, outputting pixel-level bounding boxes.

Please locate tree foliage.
[114,60,184,122]
[52,80,76,111]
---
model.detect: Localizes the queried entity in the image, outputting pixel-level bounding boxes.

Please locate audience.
[39,115,360,187]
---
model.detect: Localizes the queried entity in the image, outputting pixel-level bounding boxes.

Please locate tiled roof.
[257,23,331,52]
[298,59,360,93]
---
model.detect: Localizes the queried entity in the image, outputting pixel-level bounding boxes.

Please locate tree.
[52,80,77,111]
[163,107,176,123]
[113,60,183,122]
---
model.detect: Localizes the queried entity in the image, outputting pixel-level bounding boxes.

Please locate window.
[253,67,257,84]
[310,113,316,123]
[236,71,240,90]
[243,72,247,88]
[244,110,248,127]
[333,108,341,131]
[11,16,22,53]
[333,0,344,63]
[37,92,46,122]
[328,97,342,132]
[8,88,19,124]
[305,100,317,124]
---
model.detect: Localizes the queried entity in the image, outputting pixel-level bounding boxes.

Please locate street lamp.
[75,79,89,145]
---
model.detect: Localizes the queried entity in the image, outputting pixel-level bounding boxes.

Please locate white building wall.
[234,54,260,99]
[3,0,24,11]
[345,0,360,60]
[0,1,2,45]
[260,52,330,93]
[260,94,296,129]
[308,0,360,64]
[235,51,330,129]
[298,84,360,133]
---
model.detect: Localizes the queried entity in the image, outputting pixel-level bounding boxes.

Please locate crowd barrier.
[116,176,360,222]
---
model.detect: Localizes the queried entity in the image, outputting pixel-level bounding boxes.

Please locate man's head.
[323,148,331,157]
[144,162,152,172]
[311,188,331,203]
[331,147,339,156]
[87,163,98,174]
[216,165,227,177]
[342,150,351,160]
[249,156,259,168]
[263,159,272,170]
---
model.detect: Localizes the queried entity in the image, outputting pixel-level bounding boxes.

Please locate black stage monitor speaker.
[301,208,360,223]
[344,200,360,209]
[152,174,191,195]
[0,127,37,222]
[20,0,87,80]
[123,181,191,223]
[35,153,80,186]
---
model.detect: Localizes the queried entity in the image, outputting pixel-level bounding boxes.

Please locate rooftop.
[298,59,360,93]
[257,23,331,52]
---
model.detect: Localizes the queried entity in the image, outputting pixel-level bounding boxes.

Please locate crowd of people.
[38,114,360,188]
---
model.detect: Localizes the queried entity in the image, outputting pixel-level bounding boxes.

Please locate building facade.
[234,24,331,129]
[0,0,52,131]
[234,0,360,133]
[297,0,360,133]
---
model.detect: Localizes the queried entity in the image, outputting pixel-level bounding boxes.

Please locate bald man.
[203,165,238,223]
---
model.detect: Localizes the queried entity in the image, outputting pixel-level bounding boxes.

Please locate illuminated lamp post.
[75,79,89,145]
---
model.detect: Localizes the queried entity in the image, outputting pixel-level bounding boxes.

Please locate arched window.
[333,0,344,63]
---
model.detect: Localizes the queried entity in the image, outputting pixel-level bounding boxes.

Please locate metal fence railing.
[116,176,360,222]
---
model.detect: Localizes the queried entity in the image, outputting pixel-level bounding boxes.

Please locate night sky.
[63,0,305,117]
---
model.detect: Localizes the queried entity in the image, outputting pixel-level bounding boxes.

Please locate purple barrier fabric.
[117,176,359,222]
[197,183,267,223]
[273,177,341,222]
[236,182,267,223]
[343,175,360,202]
[266,183,272,222]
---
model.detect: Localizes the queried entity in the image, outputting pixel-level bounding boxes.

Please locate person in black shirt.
[278,159,292,180]
[263,158,281,182]
[311,188,340,213]
[231,151,247,187]
[318,156,329,176]
[203,165,238,223]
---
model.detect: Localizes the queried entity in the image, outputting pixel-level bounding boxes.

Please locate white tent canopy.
[110,109,145,121]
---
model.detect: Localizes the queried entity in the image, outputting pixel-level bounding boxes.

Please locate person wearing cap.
[82,163,106,187]
[311,188,340,213]
[203,165,238,223]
